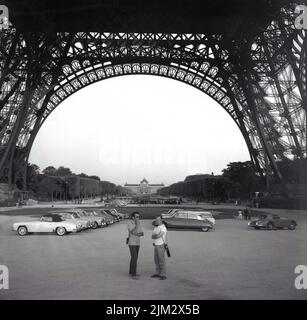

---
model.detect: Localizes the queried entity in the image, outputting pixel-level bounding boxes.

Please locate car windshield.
[72,213,79,218]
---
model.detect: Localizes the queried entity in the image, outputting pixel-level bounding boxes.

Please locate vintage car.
[162,209,215,226]
[104,208,126,220]
[102,209,121,222]
[161,208,180,219]
[248,213,297,230]
[162,211,214,232]
[111,208,128,219]
[90,210,111,226]
[55,211,91,230]
[12,214,81,236]
[79,210,105,229]
[62,209,95,228]
[98,210,116,224]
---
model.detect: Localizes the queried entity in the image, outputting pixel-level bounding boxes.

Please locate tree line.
[158,159,307,201]
[24,164,124,201]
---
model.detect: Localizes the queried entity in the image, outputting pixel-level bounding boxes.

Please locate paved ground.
[1,206,307,300]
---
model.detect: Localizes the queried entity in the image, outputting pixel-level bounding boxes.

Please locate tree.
[56,166,73,176]
[222,161,262,198]
[26,163,41,192]
[42,166,57,176]
[88,175,100,181]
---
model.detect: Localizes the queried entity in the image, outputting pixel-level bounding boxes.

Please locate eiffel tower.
[0,0,306,194]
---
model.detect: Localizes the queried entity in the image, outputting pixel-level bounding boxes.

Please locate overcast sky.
[29,75,250,186]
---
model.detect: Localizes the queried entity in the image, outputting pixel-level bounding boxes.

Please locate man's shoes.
[151,274,160,278]
[131,275,139,280]
[159,276,167,280]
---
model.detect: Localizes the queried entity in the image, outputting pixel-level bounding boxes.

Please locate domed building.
[124,178,164,195]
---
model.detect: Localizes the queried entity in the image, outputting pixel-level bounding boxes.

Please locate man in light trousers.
[151,216,168,280]
[127,212,144,280]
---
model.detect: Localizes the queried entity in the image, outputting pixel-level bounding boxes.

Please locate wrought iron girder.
[0,2,306,190]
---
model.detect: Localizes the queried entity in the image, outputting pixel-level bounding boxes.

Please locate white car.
[12,214,82,236]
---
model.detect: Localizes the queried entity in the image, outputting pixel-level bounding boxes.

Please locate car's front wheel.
[92,222,98,229]
[267,222,274,230]
[17,226,28,236]
[288,222,296,230]
[56,227,66,236]
[201,227,210,232]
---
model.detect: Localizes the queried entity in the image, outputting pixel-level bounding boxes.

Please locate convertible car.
[12,214,82,236]
[248,214,297,230]
[162,211,214,232]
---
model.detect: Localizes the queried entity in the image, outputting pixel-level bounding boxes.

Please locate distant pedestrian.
[238,210,243,220]
[151,216,168,280]
[127,212,144,280]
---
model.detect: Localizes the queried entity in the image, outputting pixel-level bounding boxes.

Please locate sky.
[29,75,250,186]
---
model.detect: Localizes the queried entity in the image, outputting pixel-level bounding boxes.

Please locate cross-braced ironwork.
[0,2,306,193]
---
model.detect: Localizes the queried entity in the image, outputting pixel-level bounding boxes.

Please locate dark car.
[102,209,121,222]
[248,214,297,230]
[162,211,214,232]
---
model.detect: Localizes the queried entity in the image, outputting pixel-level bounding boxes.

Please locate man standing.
[151,216,168,280]
[127,212,144,280]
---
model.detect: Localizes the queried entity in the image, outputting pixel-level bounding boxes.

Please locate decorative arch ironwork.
[0,2,305,192]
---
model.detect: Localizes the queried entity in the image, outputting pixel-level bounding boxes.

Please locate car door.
[37,217,54,232]
[27,221,42,233]
[272,215,282,227]
[186,213,201,228]
[169,212,188,228]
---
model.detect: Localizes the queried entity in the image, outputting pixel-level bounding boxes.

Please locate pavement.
[1,209,307,300]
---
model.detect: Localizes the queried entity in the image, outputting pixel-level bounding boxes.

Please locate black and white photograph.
[0,0,307,310]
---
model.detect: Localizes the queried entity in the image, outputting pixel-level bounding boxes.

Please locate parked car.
[105,208,126,220]
[55,211,91,230]
[63,209,96,229]
[88,210,109,225]
[162,209,216,226]
[98,210,116,224]
[162,211,214,232]
[161,208,181,218]
[80,210,105,229]
[102,209,121,222]
[12,214,81,236]
[248,213,297,230]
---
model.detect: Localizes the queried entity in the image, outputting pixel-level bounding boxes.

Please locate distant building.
[124,178,164,195]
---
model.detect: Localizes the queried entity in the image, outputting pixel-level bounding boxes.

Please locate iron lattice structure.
[0,2,306,191]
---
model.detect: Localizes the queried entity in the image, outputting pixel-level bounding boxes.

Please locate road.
[0,207,307,300]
